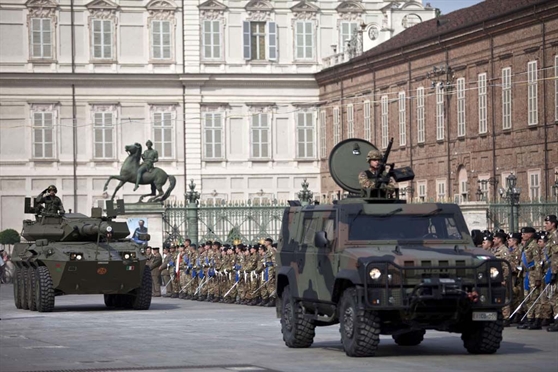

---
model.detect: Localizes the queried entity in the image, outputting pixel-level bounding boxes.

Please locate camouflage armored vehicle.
[276,138,511,357]
[11,198,152,312]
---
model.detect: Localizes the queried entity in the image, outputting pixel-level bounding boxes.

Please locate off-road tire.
[104,294,116,307]
[21,267,30,310]
[461,312,503,354]
[339,287,381,357]
[13,267,23,309]
[35,266,55,312]
[392,330,425,346]
[280,285,315,348]
[26,267,38,311]
[131,266,152,310]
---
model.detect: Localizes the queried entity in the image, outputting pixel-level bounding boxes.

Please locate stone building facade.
[315,0,558,204]
[0,0,433,232]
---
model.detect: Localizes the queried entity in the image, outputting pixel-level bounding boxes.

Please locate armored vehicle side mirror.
[314,231,329,249]
[138,233,150,242]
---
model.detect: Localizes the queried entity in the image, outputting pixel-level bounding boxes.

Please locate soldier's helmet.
[366,149,382,162]
[47,185,58,193]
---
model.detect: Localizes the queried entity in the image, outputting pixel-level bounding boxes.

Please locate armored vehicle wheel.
[13,267,23,309]
[131,266,152,310]
[339,287,380,357]
[35,266,55,312]
[461,312,503,354]
[392,330,425,346]
[104,294,116,308]
[280,285,315,348]
[21,267,30,310]
[26,267,38,311]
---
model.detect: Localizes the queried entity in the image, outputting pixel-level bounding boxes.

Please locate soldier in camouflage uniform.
[537,234,553,326]
[544,214,558,332]
[245,245,260,305]
[492,232,511,324]
[259,238,276,307]
[358,149,396,196]
[238,246,250,304]
[177,244,189,299]
[209,241,222,302]
[481,235,494,253]
[36,185,65,216]
[148,247,162,297]
[517,227,542,330]
[507,232,524,323]
[168,245,179,298]
[160,247,171,297]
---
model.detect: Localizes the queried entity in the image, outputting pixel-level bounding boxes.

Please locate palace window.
[91,19,114,60]
[363,101,371,142]
[502,67,512,130]
[333,107,340,145]
[457,78,466,137]
[347,104,354,138]
[478,73,487,134]
[153,110,174,158]
[202,20,221,60]
[398,92,406,146]
[528,61,538,126]
[297,112,315,159]
[251,113,270,158]
[93,110,115,159]
[381,96,389,149]
[243,21,277,61]
[295,20,314,60]
[151,20,172,60]
[204,112,223,159]
[417,87,425,143]
[436,85,444,140]
[32,111,55,159]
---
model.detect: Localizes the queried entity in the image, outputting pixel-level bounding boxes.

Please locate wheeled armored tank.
[276,138,512,357]
[11,199,152,312]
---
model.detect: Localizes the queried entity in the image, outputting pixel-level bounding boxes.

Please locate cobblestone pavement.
[1,284,557,372]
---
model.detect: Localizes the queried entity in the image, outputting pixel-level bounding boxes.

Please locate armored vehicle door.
[315,210,338,302]
[295,211,321,301]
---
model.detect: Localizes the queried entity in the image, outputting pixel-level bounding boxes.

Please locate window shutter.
[267,22,277,61]
[243,21,251,60]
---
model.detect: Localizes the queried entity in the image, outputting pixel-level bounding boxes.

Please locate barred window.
[297,112,315,158]
[251,113,270,158]
[478,73,487,134]
[398,92,406,146]
[417,87,425,143]
[93,112,114,159]
[204,112,223,159]
[529,171,540,201]
[381,96,389,149]
[502,67,512,130]
[347,104,354,138]
[457,78,466,137]
[153,112,174,158]
[436,85,444,140]
[333,107,340,145]
[363,101,371,142]
[33,112,54,158]
[151,20,171,60]
[31,18,52,59]
[528,61,538,126]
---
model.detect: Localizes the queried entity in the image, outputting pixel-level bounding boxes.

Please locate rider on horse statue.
[134,140,159,191]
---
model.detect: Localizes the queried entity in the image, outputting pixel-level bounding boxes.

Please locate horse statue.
[103,142,176,203]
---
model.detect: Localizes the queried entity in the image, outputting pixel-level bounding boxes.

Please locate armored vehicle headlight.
[477,272,484,280]
[70,253,76,260]
[76,254,83,260]
[106,225,113,232]
[489,267,499,279]
[369,268,382,280]
[124,253,131,259]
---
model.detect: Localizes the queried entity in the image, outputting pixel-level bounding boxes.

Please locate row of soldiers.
[479,214,558,332]
[147,238,277,307]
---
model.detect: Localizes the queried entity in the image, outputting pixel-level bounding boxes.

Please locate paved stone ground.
[1,284,557,372]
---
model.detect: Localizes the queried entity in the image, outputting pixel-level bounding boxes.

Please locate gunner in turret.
[358,149,396,194]
[134,140,159,191]
[36,185,65,216]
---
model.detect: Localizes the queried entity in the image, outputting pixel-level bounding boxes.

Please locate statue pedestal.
[120,203,166,248]
[459,201,489,232]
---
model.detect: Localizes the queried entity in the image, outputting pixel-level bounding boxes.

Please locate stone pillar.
[459,201,489,232]
[120,203,166,248]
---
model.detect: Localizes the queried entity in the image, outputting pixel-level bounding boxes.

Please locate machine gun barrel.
[378,137,394,177]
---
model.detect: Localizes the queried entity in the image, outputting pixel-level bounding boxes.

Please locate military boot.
[547,322,558,332]
[265,298,276,307]
[528,318,542,330]
[171,293,179,299]
[541,318,552,327]
[206,295,213,302]
[259,299,268,307]
[179,293,186,299]
[517,318,532,329]
[503,319,511,327]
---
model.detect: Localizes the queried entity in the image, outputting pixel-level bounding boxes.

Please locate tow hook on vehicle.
[467,290,479,303]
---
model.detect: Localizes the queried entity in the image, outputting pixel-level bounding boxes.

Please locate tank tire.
[26,267,38,311]
[21,267,30,310]
[280,285,315,348]
[113,294,125,307]
[461,311,503,354]
[339,287,381,357]
[132,266,152,310]
[13,267,23,309]
[122,295,135,309]
[392,330,425,346]
[35,266,55,312]
[104,294,116,307]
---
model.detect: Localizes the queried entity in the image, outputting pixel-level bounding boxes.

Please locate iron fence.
[486,199,557,231]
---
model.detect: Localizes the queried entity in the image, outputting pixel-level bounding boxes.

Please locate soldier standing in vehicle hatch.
[358,149,396,195]
[36,185,65,216]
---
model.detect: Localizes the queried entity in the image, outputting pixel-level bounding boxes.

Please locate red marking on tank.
[97,267,108,275]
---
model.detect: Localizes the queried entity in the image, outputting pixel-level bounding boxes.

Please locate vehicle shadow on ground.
[50,303,181,312]
[312,337,540,356]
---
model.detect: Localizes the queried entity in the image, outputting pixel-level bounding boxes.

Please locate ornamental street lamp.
[399,186,414,200]
[498,173,521,233]
[477,177,499,201]
[297,179,313,206]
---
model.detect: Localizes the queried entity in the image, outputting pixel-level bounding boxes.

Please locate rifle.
[376,137,394,187]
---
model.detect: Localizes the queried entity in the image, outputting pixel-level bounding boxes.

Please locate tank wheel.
[104,294,116,308]
[131,266,152,310]
[461,311,503,354]
[392,330,425,346]
[35,266,55,312]
[280,285,315,348]
[26,267,38,311]
[13,267,23,309]
[339,287,381,357]
[21,267,30,310]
